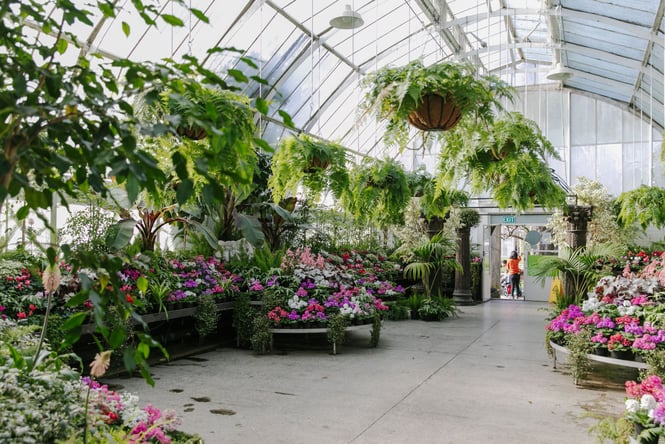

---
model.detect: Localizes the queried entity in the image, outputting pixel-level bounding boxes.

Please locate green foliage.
[343,158,410,226]
[326,313,348,347]
[251,314,272,355]
[370,312,382,347]
[417,296,459,321]
[384,302,410,320]
[251,244,285,273]
[642,349,665,379]
[436,112,567,211]
[566,329,594,384]
[616,185,665,229]
[458,208,480,228]
[402,233,460,298]
[194,294,218,339]
[59,205,117,255]
[360,60,514,149]
[233,293,256,349]
[269,135,349,203]
[589,415,634,444]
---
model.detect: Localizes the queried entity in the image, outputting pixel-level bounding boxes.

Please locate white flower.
[641,394,658,411]
[626,399,640,413]
[582,297,600,312]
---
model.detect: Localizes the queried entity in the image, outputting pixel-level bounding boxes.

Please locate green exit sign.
[502,216,516,223]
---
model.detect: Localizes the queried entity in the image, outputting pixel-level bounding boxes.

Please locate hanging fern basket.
[176,125,207,140]
[407,93,463,131]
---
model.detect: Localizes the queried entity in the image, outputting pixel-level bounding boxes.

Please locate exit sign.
[502,216,516,223]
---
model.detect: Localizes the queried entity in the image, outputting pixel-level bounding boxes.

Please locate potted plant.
[269,134,349,203]
[436,111,568,211]
[342,157,410,226]
[402,232,460,299]
[359,59,514,148]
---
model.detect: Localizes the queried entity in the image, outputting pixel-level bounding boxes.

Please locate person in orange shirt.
[506,251,522,299]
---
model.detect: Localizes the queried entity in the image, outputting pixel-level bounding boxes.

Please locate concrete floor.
[106,300,629,444]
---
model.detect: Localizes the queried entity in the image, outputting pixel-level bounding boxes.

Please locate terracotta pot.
[407,93,462,131]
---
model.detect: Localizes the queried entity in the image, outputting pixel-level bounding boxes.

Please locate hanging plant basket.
[176,125,207,140]
[407,93,463,132]
[304,156,331,173]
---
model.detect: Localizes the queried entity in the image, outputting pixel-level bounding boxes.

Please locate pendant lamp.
[330,4,364,29]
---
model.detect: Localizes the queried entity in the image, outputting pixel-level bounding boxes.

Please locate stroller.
[500,274,512,298]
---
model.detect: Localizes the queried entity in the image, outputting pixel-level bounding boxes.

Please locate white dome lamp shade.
[330,4,364,30]
[546,62,574,81]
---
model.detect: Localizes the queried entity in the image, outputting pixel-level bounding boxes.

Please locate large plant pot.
[407,93,462,131]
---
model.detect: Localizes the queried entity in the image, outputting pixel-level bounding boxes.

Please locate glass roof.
[40,0,665,156]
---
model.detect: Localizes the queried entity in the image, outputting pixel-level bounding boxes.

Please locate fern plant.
[616,185,665,229]
[342,157,410,226]
[359,59,514,149]
[436,112,567,211]
[269,134,349,203]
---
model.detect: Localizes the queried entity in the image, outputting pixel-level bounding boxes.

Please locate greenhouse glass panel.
[545,90,564,148]
[570,95,597,146]
[595,144,622,196]
[596,101,622,144]
[622,142,650,191]
[570,146,595,186]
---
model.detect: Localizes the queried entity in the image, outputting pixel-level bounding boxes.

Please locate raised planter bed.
[270,323,374,355]
[81,301,237,334]
[549,340,648,370]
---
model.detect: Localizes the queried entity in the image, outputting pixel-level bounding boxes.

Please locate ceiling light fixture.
[329,4,364,30]
[546,62,574,81]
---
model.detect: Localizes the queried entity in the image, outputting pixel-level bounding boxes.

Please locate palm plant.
[403,233,461,298]
[528,243,623,308]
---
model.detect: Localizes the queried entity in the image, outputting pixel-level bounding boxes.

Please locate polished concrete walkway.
[107,300,628,444]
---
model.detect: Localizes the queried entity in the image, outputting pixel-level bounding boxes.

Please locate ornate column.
[563,204,593,299]
[564,205,593,250]
[453,209,480,305]
[452,224,474,305]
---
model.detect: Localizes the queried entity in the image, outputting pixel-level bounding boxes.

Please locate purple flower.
[183,279,198,288]
[295,287,308,297]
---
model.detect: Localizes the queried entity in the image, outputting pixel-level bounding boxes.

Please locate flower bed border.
[549,340,647,370]
[81,301,238,334]
[270,323,374,355]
